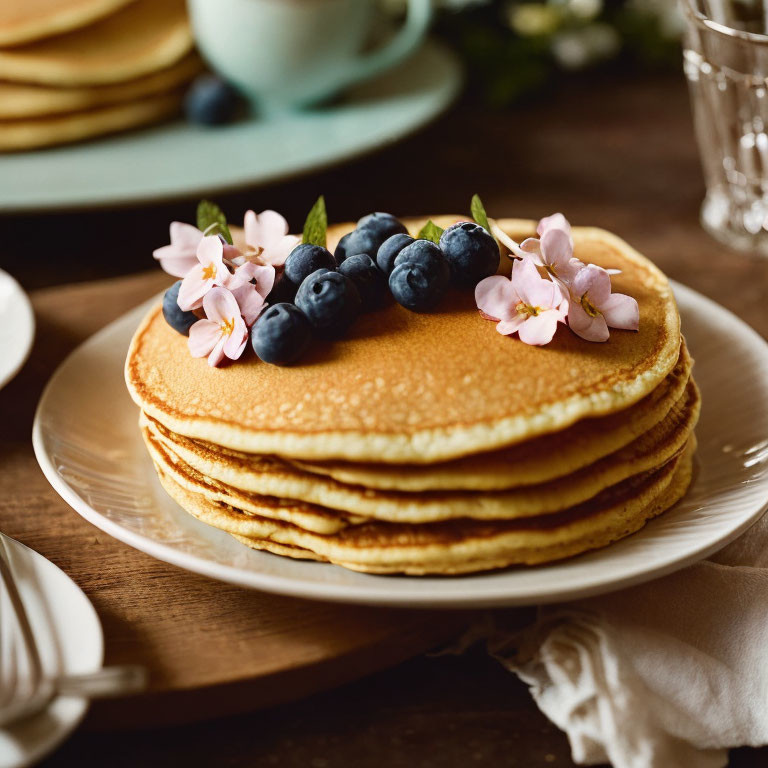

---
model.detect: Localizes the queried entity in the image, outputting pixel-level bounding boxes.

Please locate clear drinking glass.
[682,0,768,255]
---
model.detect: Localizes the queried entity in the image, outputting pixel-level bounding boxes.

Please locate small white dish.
[0,40,461,213]
[32,282,768,608]
[0,270,34,391]
[0,537,103,768]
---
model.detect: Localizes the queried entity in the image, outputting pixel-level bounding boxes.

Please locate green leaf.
[196,200,233,244]
[417,220,445,244]
[470,194,492,234]
[302,196,327,248]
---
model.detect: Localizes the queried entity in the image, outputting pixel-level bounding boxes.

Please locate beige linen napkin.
[485,510,768,768]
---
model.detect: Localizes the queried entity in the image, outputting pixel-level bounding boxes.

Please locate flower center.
[201,262,217,280]
[220,317,235,337]
[580,294,601,318]
[516,302,542,317]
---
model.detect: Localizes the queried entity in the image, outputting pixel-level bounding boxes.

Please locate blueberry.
[338,254,389,309]
[377,233,414,274]
[251,303,312,365]
[357,212,408,243]
[295,269,361,337]
[334,232,353,264]
[284,243,336,286]
[162,281,198,335]
[334,227,380,263]
[266,271,297,305]
[184,75,240,126]
[393,239,450,290]
[439,222,500,288]
[389,262,447,312]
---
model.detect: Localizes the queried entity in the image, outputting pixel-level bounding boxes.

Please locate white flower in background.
[507,3,562,36]
[550,0,603,21]
[629,0,684,38]
[551,22,621,69]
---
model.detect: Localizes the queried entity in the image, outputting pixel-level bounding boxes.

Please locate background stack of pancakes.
[0,0,199,151]
[127,217,699,575]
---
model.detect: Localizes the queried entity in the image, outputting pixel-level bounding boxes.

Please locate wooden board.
[0,271,468,729]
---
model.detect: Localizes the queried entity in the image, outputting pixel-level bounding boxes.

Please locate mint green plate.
[0,40,461,213]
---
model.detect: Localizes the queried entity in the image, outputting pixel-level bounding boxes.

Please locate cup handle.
[337,0,433,89]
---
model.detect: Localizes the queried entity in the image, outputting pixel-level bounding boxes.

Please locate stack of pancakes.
[126,217,699,575]
[0,0,199,151]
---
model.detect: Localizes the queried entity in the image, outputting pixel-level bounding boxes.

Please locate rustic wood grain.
[2,72,766,767]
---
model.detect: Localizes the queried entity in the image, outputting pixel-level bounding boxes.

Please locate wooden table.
[2,72,767,767]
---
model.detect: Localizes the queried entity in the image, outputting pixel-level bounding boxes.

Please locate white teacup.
[187,0,433,113]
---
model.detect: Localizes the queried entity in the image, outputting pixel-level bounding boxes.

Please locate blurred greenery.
[420,0,683,107]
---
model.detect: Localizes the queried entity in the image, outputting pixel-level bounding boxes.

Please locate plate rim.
[32,281,768,609]
[0,40,462,214]
[0,269,35,391]
[0,536,104,768]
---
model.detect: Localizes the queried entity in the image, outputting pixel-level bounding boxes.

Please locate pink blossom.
[188,287,248,367]
[520,227,584,295]
[177,236,231,312]
[537,212,572,240]
[475,257,568,346]
[243,210,300,267]
[226,261,274,326]
[567,263,639,343]
[153,222,204,277]
[154,222,240,277]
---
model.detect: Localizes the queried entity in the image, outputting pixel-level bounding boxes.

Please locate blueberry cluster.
[160,212,501,365]
[251,212,500,365]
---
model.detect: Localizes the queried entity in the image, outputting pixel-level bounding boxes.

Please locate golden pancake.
[0,53,200,119]
[0,0,191,86]
[157,441,694,575]
[0,89,182,151]
[292,341,692,491]
[143,375,698,523]
[126,217,681,464]
[144,426,361,535]
[0,0,134,47]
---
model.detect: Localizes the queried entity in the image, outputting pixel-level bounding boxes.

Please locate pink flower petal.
[518,311,560,346]
[537,213,571,238]
[496,315,526,335]
[244,210,261,249]
[153,222,203,277]
[177,268,211,311]
[261,235,301,267]
[568,301,610,342]
[222,320,248,360]
[520,237,542,254]
[540,228,573,269]
[257,210,291,244]
[512,257,558,310]
[570,263,612,307]
[207,337,227,367]
[475,275,519,321]
[203,286,241,325]
[197,234,224,268]
[188,319,220,358]
[602,293,639,331]
[230,283,266,326]
[229,262,276,300]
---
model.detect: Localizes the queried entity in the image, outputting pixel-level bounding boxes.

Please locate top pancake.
[0,0,134,47]
[0,0,191,86]
[126,217,681,464]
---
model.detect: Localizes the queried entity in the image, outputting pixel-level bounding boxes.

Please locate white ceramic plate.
[32,282,768,608]
[0,537,103,768]
[0,41,461,213]
[0,270,34,391]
